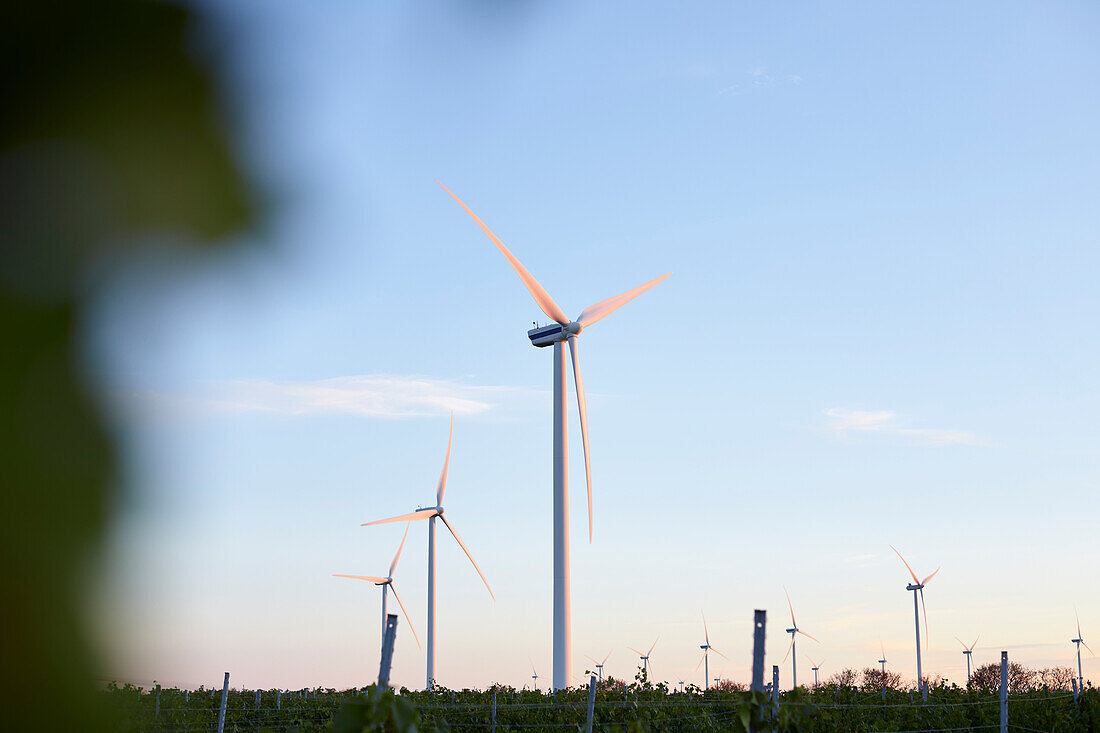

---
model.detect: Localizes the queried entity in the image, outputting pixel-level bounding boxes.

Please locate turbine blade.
[1082,640,1096,657]
[1077,607,1082,638]
[436,412,453,505]
[387,583,421,649]
[702,611,710,646]
[920,587,929,650]
[602,651,612,665]
[438,515,495,601]
[971,634,980,652]
[575,273,671,330]
[922,566,941,586]
[388,521,412,578]
[362,509,435,527]
[648,635,660,656]
[567,335,593,543]
[782,636,794,663]
[711,647,729,660]
[955,636,969,651]
[627,647,644,657]
[531,659,537,675]
[585,655,599,665]
[798,629,820,643]
[784,587,796,626]
[437,181,569,325]
[332,575,388,584]
[890,545,921,585]
[695,652,706,671]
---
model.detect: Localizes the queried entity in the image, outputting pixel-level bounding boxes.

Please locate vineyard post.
[491,691,497,732]
[217,672,230,733]
[254,689,260,707]
[155,685,160,721]
[378,613,398,691]
[185,690,189,704]
[277,690,281,709]
[999,651,1008,733]
[771,666,779,714]
[585,675,597,733]
[751,610,766,692]
[1072,678,1078,706]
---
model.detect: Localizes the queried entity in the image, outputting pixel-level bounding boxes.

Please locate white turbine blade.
[332,574,388,584]
[798,629,820,643]
[585,655,600,665]
[387,583,421,649]
[784,587,797,626]
[955,636,969,651]
[362,509,435,527]
[575,273,671,330]
[1077,607,1082,638]
[437,181,569,325]
[1083,640,1096,657]
[436,412,453,505]
[388,521,412,578]
[921,566,941,586]
[566,335,594,543]
[890,545,921,586]
[920,587,930,649]
[438,515,495,601]
[702,611,710,646]
[695,652,706,672]
[711,646,729,661]
[971,634,980,652]
[627,646,644,657]
[530,659,537,675]
[648,635,660,656]
[602,651,612,665]
[782,635,794,663]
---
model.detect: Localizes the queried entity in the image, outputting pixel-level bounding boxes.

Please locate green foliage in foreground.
[102,674,1099,732]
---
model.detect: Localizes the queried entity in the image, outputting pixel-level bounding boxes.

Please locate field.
[104,676,1097,732]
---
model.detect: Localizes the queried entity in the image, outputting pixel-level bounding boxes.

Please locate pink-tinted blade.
[1082,640,1096,657]
[575,273,671,330]
[921,566,941,586]
[1077,607,1082,638]
[702,611,710,646]
[782,636,794,663]
[438,515,495,601]
[784,587,797,626]
[891,545,921,585]
[387,583,421,649]
[437,181,570,325]
[711,647,729,661]
[648,635,660,656]
[585,655,600,665]
[627,647,644,657]
[971,634,980,652]
[436,412,453,505]
[362,509,435,527]
[332,574,388,584]
[955,636,969,651]
[388,521,412,578]
[531,659,537,675]
[920,587,930,649]
[798,629,820,643]
[602,651,612,665]
[567,336,593,543]
[695,652,707,671]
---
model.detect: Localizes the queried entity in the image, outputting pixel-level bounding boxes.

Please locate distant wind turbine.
[676,676,685,693]
[440,182,670,690]
[878,642,889,677]
[333,521,421,650]
[809,658,824,687]
[891,545,940,695]
[1073,608,1095,694]
[783,588,820,689]
[530,660,539,691]
[361,414,494,689]
[955,634,979,685]
[696,612,727,690]
[585,652,612,683]
[628,636,660,679]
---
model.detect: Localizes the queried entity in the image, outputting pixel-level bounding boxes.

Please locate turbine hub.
[564,321,581,335]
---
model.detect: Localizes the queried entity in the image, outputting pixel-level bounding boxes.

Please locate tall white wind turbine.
[1072,608,1095,694]
[440,182,669,690]
[891,545,940,694]
[628,636,660,680]
[783,588,819,689]
[955,634,979,685]
[696,612,727,690]
[333,521,421,652]
[361,414,494,689]
[585,652,612,683]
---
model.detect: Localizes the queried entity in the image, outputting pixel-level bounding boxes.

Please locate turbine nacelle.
[906,583,924,591]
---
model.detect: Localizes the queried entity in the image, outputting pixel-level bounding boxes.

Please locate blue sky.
[88,0,1099,691]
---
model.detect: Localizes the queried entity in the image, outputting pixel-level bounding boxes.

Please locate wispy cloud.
[117,375,530,421]
[824,408,985,447]
[716,66,802,96]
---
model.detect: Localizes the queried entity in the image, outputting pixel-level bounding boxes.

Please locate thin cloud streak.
[824,408,986,447]
[118,375,530,421]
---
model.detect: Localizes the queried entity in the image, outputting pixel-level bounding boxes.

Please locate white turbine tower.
[628,636,660,680]
[808,658,824,687]
[361,414,494,689]
[440,182,670,690]
[955,634,979,685]
[1072,609,1095,694]
[891,545,940,696]
[696,612,727,690]
[782,588,819,690]
[585,652,612,683]
[333,521,421,651]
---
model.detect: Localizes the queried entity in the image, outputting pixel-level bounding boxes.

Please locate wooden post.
[378,614,398,690]
[585,675,597,733]
[491,691,497,732]
[751,610,766,692]
[217,672,230,733]
[999,651,1008,733]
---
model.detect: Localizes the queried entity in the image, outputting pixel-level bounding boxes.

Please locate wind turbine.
[440,182,669,689]
[530,660,539,691]
[333,521,421,651]
[955,634,979,685]
[878,642,889,676]
[782,588,820,689]
[808,658,824,687]
[696,612,727,690]
[585,652,612,683]
[676,677,685,693]
[1073,608,1095,694]
[361,414,494,689]
[628,636,660,679]
[891,545,940,696]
